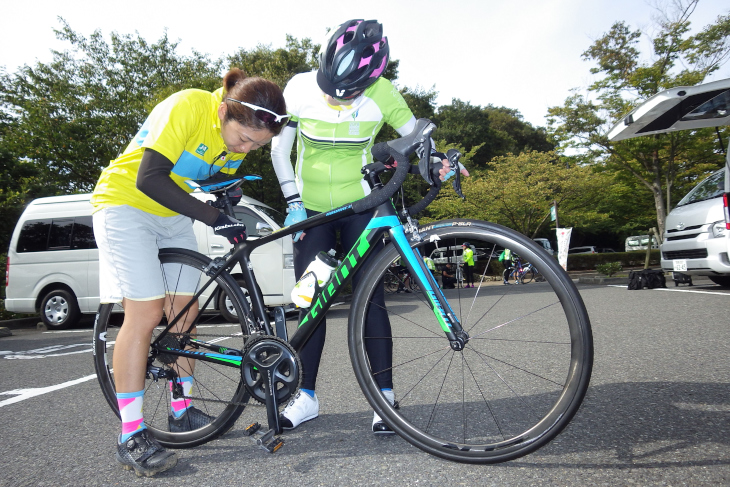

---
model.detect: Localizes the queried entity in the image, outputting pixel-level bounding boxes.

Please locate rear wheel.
[521,267,535,284]
[93,248,256,448]
[349,220,593,463]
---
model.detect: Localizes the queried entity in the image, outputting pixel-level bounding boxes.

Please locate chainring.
[241,335,301,404]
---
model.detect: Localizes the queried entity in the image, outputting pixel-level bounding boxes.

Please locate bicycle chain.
[152,331,269,408]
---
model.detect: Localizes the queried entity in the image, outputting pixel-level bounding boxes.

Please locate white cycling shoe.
[372,389,396,435]
[279,391,319,430]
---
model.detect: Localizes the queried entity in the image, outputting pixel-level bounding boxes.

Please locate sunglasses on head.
[226,98,290,126]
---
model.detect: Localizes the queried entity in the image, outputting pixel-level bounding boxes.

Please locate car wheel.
[40,289,80,330]
[218,279,251,322]
[708,276,730,287]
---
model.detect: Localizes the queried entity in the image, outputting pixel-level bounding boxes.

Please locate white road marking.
[0,374,97,407]
[0,344,92,359]
[607,284,729,296]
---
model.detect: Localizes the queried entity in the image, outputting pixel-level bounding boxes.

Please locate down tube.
[288,221,387,352]
[389,225,461,339]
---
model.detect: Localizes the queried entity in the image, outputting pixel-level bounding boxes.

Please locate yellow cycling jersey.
[91,88,245,216]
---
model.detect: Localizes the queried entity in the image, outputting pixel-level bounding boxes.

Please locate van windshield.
[676,169,725,207]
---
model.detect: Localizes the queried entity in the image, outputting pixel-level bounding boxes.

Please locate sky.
[1,0,729,128]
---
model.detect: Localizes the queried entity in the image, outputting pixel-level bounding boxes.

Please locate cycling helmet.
[317,19,389,100]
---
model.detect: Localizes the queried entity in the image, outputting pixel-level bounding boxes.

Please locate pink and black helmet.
[317,19,389,100]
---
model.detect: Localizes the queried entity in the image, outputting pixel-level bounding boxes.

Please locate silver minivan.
[5,193,295,328]
[608,77,730,286]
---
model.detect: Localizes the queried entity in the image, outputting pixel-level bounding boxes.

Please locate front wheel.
[348,220,593,463]
[93,248,256,448]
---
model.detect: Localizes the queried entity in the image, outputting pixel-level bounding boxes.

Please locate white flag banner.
[556,227,573,271]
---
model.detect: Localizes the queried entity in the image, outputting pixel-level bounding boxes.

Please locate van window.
[233,207,267,237]
[676,169,725,207]
[16,216,97,253]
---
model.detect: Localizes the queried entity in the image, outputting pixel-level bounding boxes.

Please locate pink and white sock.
[170,376,194,418]
[117,390,145,443]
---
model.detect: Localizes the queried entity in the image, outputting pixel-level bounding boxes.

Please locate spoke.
[463,242,498,330]
[463,348,543,424]
[426,351,456,434]
[468,301,562,340]
[370,343,452,378]
[467,346,565,388]
[466,293,507,336]
[369,299,443,339]
[470,336,570,345]
[462,352,506,441]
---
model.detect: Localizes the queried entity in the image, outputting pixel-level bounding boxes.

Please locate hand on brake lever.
[436,157,470,181]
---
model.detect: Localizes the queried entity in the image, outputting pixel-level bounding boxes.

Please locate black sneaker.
[116,430,177,477]
[168,406,214,433]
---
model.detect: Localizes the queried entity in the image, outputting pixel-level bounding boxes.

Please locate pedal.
[242,422,284,453]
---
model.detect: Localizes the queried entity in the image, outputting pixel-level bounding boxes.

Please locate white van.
[624,235,660,252]
[4,193,295,328]
[533,238,555,256]
[609,77,730,286]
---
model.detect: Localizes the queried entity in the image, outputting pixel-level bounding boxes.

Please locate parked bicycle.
[93,119,593,464]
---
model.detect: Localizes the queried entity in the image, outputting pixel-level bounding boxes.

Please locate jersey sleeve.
[369,78,415,131]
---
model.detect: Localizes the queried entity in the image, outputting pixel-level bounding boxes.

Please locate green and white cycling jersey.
[271,71,416,212]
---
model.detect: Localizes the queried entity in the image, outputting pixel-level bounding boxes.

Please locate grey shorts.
[93,205,199,303]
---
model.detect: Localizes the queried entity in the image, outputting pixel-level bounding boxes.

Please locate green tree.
[548,0,730,238]
[433,100,554,168]
[426,151,611,237]
[0,18,223,194]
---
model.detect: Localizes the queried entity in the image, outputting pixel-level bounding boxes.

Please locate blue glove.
[442,161,467,182]
[285,201,307,242]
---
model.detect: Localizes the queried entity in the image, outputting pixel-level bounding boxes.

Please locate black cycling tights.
[294,209,392,391]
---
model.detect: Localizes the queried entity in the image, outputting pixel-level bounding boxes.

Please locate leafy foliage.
[548,0,730,237]
[0,19,224,194]
[426,151,611,237]
[596,261,623,277]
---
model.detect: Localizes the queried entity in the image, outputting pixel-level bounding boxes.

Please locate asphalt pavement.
[0,278,729,486]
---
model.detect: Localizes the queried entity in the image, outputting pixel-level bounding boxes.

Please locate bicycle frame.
[153,198,465,362]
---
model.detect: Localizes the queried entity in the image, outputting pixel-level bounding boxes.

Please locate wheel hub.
[241,336,300,404]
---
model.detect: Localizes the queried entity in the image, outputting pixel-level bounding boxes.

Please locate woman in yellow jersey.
[91,68,287,477]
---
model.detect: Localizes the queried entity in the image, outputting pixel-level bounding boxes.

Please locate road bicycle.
[384,264,421,294]
[519,262,544,284]
[503,256,525,284]
[92,119,593,464]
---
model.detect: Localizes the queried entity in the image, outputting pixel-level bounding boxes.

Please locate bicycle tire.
[521,267,535,284]
[93,248,255,448]
[348,219,593,463]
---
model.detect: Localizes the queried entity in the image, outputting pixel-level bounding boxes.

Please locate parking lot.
[1,278,729,486]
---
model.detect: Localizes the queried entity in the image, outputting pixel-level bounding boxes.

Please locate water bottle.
[291,249,338,308]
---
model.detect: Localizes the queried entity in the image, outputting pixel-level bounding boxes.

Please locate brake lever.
[446,149,465,200]
[417,137,434,186]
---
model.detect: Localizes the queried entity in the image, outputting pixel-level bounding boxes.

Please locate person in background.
[441,263,457,289]
[423,255,437,285]
[270,18,468,435]
[500,248,516,284]
[462,242,475,288]
[91,68,287,477]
